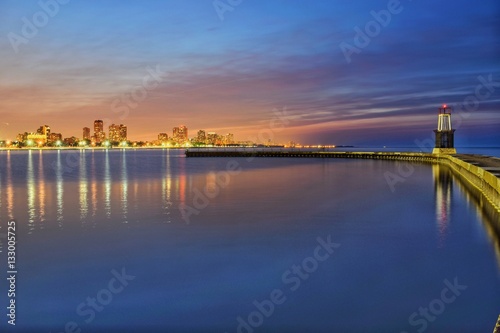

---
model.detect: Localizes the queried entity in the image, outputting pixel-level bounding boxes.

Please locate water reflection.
[447,165,500,270]
[162,150,173,223]
[91,151,97,218]
[38,151,46,227]
[6,151,14,219]
[434,163,500,269]
[104,150,111,218]
[27,150,35,232]
[79,150,88,222]
[56,151,64,225]
[178,155,186,207]
[121,150,128,223]
[433,164,452,246]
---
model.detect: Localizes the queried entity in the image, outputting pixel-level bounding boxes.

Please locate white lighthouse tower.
[433,104,456,155]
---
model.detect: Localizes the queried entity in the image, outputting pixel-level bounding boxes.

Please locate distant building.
[196,130,206,144]
[34,125,51,143]
[119,124,127,141]
[37,125,50,137]
[63,136,79,147]
[83,127,91,140]
[109,124,120,142]
[206,132,218,145]
[16,132,28,142]
[94,120,105,143]
[158,133,168,141]
[173,125,188,144]
[223,133,234,145]
[48,133,62,143]
[27,133,47,145]
[109,124,127,142]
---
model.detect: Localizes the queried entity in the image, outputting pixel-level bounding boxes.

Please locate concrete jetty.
[494,314,500,333]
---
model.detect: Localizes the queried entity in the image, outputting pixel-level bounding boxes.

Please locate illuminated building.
[223,133,234,145]
[109,124,127,142]
[173,125,188,144]
[83,127,91,140]
[433,105,456,155]
[94,120,105,143]
[16,132,28,142]
[119,124,127,141]
[63,136,79,146]
[158,133,168,141]
[206,132,218,145]
[37,125,50,137]
[48,133,62,143]
[27,133,47,145]
[196,130,206,144]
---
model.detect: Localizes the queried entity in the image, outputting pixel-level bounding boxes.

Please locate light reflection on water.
[79,149,88,222]
[0,149,499,332]
[162,149,173,223]
[433,164,452,247]
[6,150,13,219]
[121,150,128,223]
[27,149,35,231]
[104,149,111,218]
[0,149,498,253]
[56,150,64,225]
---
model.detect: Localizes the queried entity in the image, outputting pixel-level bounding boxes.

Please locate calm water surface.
[0,149,498,332]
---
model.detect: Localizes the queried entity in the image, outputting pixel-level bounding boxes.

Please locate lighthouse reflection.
[433,164,453,247]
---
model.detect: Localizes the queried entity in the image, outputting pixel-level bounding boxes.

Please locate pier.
[185,149,439,161]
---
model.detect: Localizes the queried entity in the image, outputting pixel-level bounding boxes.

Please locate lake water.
[0,149,499,333]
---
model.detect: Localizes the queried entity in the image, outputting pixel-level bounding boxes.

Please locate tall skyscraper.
[94,120,105,143]
[83,127,91,140]
[196,130,206,144]
[119,124,127,141]
[109,124,127,142]
[173,125,188,144]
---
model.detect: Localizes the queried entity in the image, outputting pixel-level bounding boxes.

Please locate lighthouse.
[432,104,456,155]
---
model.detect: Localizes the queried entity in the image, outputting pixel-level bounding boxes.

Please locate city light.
[2,120,292,149]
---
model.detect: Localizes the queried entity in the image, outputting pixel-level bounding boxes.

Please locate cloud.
[0,0,498,144]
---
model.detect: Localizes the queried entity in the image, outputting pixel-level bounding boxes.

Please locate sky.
[0,0,499,146]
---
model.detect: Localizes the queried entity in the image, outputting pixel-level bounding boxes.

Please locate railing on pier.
[185,147,438,162]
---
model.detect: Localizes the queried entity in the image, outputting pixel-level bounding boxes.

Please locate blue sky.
[0,0,499,146]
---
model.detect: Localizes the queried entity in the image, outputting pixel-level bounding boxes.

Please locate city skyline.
[6,119,242,147]
[0,1,499,146]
